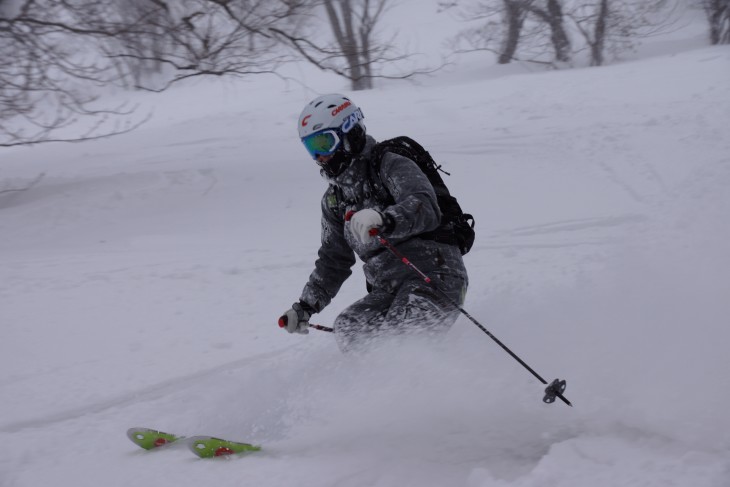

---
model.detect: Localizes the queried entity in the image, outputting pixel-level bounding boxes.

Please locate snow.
[2,5,730,486]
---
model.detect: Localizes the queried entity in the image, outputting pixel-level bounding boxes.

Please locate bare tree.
[442,0,571,65]
[568,1,678,67]
[444,0,681,68]
[440,0,533,64]
[104,0,170,87]
[85,0,308,92]
[524,0,571,63]
[0,0,310,147]
[587,0,608,65]
[499,0,530,63]
[323,0,381,90]
[701,0,730,44]
[272,0,434,91]
[0,0,149,147]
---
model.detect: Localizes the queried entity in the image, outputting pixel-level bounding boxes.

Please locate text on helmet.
[331,101,352,116]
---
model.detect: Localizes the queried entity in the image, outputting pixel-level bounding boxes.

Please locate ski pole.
[309,324,333,332]
[371,229,572,407]
[278,315,333,333]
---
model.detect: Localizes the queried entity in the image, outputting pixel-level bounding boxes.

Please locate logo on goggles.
[341,108,364,133]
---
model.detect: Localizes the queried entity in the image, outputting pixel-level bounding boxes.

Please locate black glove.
[278,301,314,334]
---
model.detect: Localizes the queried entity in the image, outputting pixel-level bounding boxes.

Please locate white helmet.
[298,93,364,139]
[297,94,366,169]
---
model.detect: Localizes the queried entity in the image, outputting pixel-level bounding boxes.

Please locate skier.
[279,94,468,352]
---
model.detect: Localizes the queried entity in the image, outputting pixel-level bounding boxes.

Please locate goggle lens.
[302,130,341,159]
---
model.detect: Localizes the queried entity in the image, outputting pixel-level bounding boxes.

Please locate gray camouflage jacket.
[300,136,468,312]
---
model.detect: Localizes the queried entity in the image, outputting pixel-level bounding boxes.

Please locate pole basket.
[543,378,568,404]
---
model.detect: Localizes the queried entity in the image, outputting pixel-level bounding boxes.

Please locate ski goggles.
[301,129,342,160]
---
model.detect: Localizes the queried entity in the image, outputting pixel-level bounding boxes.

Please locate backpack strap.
[371,136,425,178]
[324,184,346,221]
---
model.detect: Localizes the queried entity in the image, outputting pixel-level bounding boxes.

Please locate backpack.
[370,136,475,255]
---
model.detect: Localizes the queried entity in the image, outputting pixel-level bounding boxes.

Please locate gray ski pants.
[333,274,467,353]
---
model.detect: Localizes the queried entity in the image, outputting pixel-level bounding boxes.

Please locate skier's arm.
[378,152,441,239]
[299,196,356,313]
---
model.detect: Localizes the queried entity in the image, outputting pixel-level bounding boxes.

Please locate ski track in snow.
[0,345,297,434]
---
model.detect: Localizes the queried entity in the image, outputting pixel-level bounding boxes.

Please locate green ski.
[127,427,184,450]
[127,427,261,458]
[188,436,261,458]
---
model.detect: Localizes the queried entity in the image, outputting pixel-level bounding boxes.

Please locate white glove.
[349,209,383,244]
[279,302,311,334]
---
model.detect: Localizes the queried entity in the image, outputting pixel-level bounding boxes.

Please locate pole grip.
[277,315,333,333]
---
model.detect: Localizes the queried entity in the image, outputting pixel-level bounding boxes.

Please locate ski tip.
[127,427,184,450]
[187,436,262,459]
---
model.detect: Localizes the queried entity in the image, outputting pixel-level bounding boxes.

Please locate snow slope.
[1,13,730,487]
